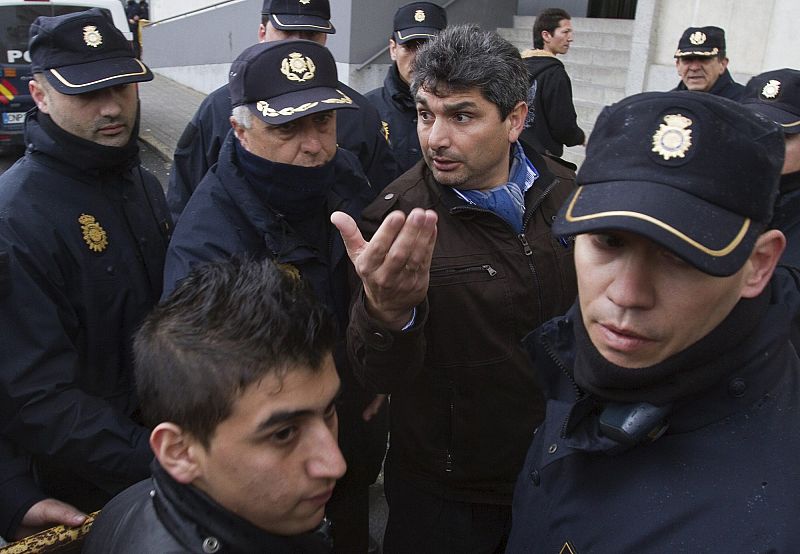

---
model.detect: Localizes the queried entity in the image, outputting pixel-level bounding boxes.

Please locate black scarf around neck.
[234,138,335,219]
[35,109,140,173]
[571,285,771,406]
[151,462,331,553]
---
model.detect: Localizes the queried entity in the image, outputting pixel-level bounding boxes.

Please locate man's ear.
[507,100,529,143]
[230,117,248,148]
[257,23,267,43]
[740,229,786,298]
[150,423,204,485]
[389,38,398,62]
[29,79,49,113]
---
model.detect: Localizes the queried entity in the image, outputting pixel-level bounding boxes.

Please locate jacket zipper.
[539,332,583,439]
[518,178,559,324]
[430,264,497,277]
[446,384,455,473]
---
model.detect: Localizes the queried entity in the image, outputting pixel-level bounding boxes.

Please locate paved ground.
[138,73,206,161]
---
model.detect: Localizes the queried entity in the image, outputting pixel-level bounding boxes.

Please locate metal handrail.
[145,0,245,26]
[355,0,461,71]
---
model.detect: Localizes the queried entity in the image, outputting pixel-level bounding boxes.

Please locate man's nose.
[306,424,347,480]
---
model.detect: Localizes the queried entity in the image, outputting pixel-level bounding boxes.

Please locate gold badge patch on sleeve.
[78,214,108,252]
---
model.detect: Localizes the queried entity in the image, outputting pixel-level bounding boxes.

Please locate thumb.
[330,211,366,262]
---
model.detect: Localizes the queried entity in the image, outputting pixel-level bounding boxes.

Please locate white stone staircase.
[497,16,635,167]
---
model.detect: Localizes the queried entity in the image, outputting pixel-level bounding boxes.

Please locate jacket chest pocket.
[425,258,514,368]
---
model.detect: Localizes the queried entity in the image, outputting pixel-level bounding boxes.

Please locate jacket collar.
[529,269,800,467]
[151,462,331,553]
[384,63,415,110]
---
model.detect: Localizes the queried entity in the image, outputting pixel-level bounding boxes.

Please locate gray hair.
[411,24,529,120]
[231,105,253,129]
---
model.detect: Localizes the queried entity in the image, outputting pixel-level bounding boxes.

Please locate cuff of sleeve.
[0,475,46,540]
[352,288,428,351]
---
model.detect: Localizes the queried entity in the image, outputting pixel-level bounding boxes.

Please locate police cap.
[674,26,726,58]
[742,68,800,135]
[262,0,334,34]
[229,39,356,125]
[29,8,152,95]
[553,91,784,277]
[393,2,447,44]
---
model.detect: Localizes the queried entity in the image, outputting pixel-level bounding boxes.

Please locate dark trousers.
[382,465,511,554]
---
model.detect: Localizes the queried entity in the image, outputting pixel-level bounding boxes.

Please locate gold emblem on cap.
[83,25,103,48]
[78,214,108,252]
[652,114,693,161]
[414,9,426,22]
[299,0,310,4]
[281,52,316,83]
[761,79,781,99]
[689,31,706,45]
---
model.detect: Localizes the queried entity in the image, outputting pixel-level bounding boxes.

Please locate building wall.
[149,0,221,22]
[516,0,589,17]
[144,0,518,95]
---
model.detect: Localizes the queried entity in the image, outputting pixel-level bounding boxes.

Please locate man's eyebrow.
[414,98,479,114]
[255,384,343,432]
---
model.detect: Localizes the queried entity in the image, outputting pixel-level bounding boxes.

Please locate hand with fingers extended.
[331,207,438,330]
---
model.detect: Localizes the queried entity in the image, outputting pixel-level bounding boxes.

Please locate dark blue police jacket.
[365,63,421,174]
[0,110,171,537]
[507,269,800,553]
[166,81,398,224]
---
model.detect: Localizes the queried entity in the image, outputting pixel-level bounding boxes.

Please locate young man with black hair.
[85,258,346,553]
[519,7,585,158]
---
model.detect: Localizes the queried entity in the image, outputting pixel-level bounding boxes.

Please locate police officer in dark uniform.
[0,9,170,541]
[166,0,398,223]
[163,39,387,554]
[507,91,800,552]
[673,26,745,100]
[364,2,446,174]
[742,68,800,267]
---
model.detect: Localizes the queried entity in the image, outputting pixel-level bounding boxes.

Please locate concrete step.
[561,45,630,68]
[513,15,635,35]
[498,26,633,50]
[571,79,625,105]
[563,61,627,88]
[574,99,605,131]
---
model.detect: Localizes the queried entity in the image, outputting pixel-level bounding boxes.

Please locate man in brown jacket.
[332,24,577,554]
